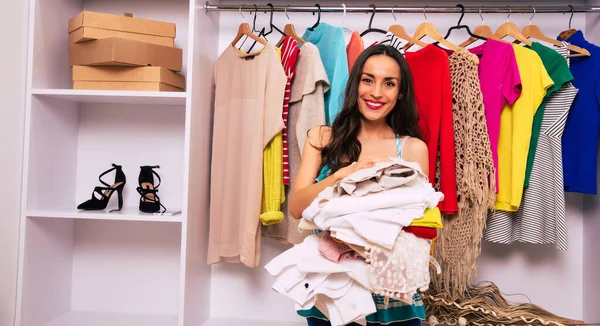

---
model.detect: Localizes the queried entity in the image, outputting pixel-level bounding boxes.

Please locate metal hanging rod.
[204,2,600,14]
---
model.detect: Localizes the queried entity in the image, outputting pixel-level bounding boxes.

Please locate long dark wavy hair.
[319,44,422,174]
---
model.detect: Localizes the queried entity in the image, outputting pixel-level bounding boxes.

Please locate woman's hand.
[333,157,390,180]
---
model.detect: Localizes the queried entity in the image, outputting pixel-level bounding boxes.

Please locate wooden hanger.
[494,7,532,46]
[388,6,428,48]
[231,23,267,58]
[231,23,267,48]
[276,6,305,47]
[554,5,590,57]
[231,5,267,56]
[277,24,305,47]
[460,25,502,47]
[389,25,428,48]
[520,7,589,57]
[523,25,590,57]
[404,7,460,52]
[459,7,506,47]
[559,5,578,41]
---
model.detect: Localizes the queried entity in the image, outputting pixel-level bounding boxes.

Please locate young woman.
[289,44,429,326]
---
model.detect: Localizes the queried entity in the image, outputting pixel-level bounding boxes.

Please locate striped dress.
[484,45,578,250]
[280,36,300,185]
[298,135,426,325]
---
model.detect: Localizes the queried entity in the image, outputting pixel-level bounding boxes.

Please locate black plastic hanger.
[263,3,285,37]
[307,4,321,31]
[245,4,269,54]
[360,4,387,37]
[569,4,574,29]
[435,4,486,45]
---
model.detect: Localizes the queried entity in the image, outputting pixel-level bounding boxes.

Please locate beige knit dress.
[433,48,496,298]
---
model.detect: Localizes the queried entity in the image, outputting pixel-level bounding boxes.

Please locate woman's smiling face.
[357,54,402,123]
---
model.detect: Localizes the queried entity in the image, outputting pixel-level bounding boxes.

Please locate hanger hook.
[367,4,376,29]
[423,5,428,22]
[341,3,346,26]
[266,3,275,35]
[506,6,511,22]
[529,6,535,25]
[309,4,321,31]
[569,5,574,29]
[285,5,290,22]
[252,4,258,32]
[392,5,397,21]
[239,4,246,22]
[456,4,465,26]
[479,6,484,25]
[267,3,274,23]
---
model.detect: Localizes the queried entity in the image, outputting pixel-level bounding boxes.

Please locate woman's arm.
[288,127,340,219]
[288,127,388,219]
[403,137,430,178]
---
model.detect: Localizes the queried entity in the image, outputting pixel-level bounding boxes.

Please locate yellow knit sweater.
[260,47,285,226]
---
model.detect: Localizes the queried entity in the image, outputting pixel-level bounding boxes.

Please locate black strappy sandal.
[136,165,167,213]
[77,163,126,212]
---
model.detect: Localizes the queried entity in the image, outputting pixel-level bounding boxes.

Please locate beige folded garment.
[333,158,427,197]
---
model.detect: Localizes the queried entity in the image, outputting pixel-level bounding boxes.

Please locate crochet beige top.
[434,48,496,299]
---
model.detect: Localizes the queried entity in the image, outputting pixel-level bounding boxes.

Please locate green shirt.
[524,42,574,187]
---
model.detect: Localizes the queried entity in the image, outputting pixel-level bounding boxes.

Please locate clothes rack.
[204,3,600,14]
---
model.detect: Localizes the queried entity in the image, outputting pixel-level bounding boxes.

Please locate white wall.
[209,0,589,322]
[0,1,29,326]
[583,2,600,322]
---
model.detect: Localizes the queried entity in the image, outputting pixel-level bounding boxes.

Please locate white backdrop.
[0,0,596,324]
[210,0,588,322]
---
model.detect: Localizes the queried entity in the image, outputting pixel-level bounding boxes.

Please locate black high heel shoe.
[77,163,126,212]
[137,165,166,213]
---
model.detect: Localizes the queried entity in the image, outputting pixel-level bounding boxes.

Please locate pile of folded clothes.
[265,158,444,326]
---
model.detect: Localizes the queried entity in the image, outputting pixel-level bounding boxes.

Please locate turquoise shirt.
[302,23,349,125]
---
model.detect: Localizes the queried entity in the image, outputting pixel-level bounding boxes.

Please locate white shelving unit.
[15,0,216,325]
[31,89,188,105]
[15,0,600,325]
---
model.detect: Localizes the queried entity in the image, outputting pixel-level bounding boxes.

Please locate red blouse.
[405,45,458,214]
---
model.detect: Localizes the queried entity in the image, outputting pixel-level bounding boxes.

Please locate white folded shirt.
[303,182,443,221]
[266,235,376,326]
[319,185,443,219]
[313,207,424,249]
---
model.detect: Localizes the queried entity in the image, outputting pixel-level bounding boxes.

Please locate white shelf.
[31,89,188,105]
[43,311,178,326]
[26,207,184,223]
[203,318,306,326]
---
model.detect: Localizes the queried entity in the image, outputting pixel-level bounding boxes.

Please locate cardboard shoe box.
[72,66,185,92]
[69,37,183,72]
[68,11,176,47]
[69,27,175,47]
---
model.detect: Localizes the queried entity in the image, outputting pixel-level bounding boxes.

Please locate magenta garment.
[469,40,522,192]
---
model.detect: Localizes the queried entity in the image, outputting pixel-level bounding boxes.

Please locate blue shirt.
[303,23,349,125]
[559,30,600,194]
